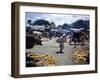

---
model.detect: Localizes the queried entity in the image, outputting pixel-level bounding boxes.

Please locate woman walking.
[58,36,65,53]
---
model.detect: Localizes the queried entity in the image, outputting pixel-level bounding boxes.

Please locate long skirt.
[59,44,64,49]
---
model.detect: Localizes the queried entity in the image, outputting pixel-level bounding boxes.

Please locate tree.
[62,23,69,29]
[27,20,32,26]
[50,22,56,28]
[33,19,51,26]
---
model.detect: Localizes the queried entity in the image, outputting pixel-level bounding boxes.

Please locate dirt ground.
[26,37,77,66]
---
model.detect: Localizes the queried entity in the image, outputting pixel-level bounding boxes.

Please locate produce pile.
[26,52,57,67]
[71,46,89,64]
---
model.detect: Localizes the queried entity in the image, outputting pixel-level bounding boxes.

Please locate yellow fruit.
[71,47,89,64]
[27,52,57,66]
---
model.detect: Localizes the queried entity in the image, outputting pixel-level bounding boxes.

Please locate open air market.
[25,13,90,67]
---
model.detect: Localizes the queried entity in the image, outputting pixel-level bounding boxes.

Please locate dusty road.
[26,37,75,66]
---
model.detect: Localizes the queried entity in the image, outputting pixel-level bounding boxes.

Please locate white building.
[31,25,45,31]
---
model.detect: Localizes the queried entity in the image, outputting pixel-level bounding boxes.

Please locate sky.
[25,12,90,26]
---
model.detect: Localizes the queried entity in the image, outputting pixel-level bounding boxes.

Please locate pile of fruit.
[71,47,89,64]
[26,52,56,67]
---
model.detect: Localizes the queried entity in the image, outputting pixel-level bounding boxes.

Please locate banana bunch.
[30,53,43,59]
[28,52,56,66]
[43,56,56,65]
[71,48,89,64]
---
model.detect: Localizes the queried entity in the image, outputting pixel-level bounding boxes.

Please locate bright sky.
[25,12,90,26]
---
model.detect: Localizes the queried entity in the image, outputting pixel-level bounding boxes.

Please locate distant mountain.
[71,19,89,29]
[58,19,89,30]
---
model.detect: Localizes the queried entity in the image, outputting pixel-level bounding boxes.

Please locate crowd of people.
[56,31,89,53]
[26,29,90,66]
[26,28,89,54]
